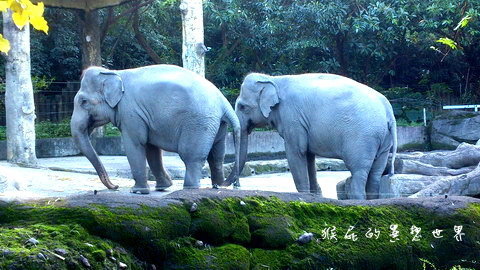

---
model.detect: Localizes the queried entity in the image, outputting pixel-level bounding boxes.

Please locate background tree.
[180,0,206,76]
[1,0,49,165]
[1,0,479,138]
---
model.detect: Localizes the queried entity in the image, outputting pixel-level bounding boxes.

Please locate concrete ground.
[0,155,350,202]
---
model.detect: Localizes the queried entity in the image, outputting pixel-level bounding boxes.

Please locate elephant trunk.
[71,114,119,190]
[237,128,249,177]
[223,125,248,186]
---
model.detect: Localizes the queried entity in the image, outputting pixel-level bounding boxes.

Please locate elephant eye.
[80,98,89,108]
[238,103,249,112]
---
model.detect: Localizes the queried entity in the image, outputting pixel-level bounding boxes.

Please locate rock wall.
[431,111,480,149]
[0,128,427,160]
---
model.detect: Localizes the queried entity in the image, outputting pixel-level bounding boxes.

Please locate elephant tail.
[223,105,241,185]
[388,119,397,175]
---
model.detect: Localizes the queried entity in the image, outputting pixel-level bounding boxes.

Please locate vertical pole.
[423,108,427,126]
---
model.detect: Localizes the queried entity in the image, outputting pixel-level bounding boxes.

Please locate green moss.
[168,244,250,270]
[248,215,298,248]
[1,198,480,269]
[398,142,430,151]
[250,249,293,270]
[190,199,251,245]
[431,142,458,150]
[0,223,144,270]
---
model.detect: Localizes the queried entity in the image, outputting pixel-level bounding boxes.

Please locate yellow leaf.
[30,15,48,33]
[25,1,44,17]
[12,10,29,29]
[0,34,11,53]
[0,1,10,12]
[9,0,22,13]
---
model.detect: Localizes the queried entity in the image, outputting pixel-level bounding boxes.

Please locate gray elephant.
[71,65,240,194]
[224,73,397,200]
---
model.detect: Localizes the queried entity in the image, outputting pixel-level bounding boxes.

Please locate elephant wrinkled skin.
[71,65,240,194]
[224,73,397,200]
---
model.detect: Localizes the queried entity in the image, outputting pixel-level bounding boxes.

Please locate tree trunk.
[79,9,102,69]
[180,0,206,77]
[78,9,104,137]
[3,10,37,166]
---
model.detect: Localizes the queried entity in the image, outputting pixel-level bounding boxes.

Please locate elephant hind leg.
[307,152,322,195]
[146,144,172,191]
[344,154,374,200]
[366,150,389,199]
[178,130,216,189]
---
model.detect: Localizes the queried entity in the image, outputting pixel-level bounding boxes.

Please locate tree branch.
[132,9,162,64]
[100,0,154,43]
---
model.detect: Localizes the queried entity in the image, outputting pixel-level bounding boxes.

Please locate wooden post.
[180,0,206,77]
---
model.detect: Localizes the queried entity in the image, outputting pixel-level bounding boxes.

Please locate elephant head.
[70,67,124,190]
[230,73,280,180]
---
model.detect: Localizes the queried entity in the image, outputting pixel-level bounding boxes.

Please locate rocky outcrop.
[215,158,346,178]
[345,143,480,199]
[430,110,480,149]
[335,175,437,200]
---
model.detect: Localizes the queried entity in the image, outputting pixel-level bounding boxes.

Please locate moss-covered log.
[0,190,479,269]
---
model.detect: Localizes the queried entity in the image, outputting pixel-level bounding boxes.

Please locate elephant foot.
[183,184,200,189]
[233,181,241,189]
[130,186,150,194]
[155,184,172,191]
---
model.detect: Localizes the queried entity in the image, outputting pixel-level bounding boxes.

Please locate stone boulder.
[378,174,437,198]
[431,110,480,149]
[0,171,22,194]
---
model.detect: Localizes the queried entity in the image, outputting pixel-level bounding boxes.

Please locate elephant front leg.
[124,136,150,194]
[285,144,310,193]
[307,152,322,195]
[146,144,173,191]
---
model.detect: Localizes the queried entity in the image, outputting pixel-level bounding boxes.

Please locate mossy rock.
[167,244,250,270]
[248,215,297,248]
[1,194,480,269]
[190,199,251,245]
[0,223,145,270]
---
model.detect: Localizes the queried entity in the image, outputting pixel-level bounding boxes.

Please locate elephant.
[71,64,240,194]
[223,72,397,200]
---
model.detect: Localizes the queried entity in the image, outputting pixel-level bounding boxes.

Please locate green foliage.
[0,125,5,140]
[35,119,71,139]
[0,120,122,141]
[32,75,54,93]
[104,123,121,137]
[436,37,458,50]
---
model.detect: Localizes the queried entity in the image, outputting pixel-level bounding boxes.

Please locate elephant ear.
[257,80,279,118]
[101,72,124,108]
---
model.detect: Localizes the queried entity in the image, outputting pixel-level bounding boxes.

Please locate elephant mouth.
[246,120,255,134]
[87,116,110,135]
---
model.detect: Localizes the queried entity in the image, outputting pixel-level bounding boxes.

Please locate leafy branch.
[0,0,49,53]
